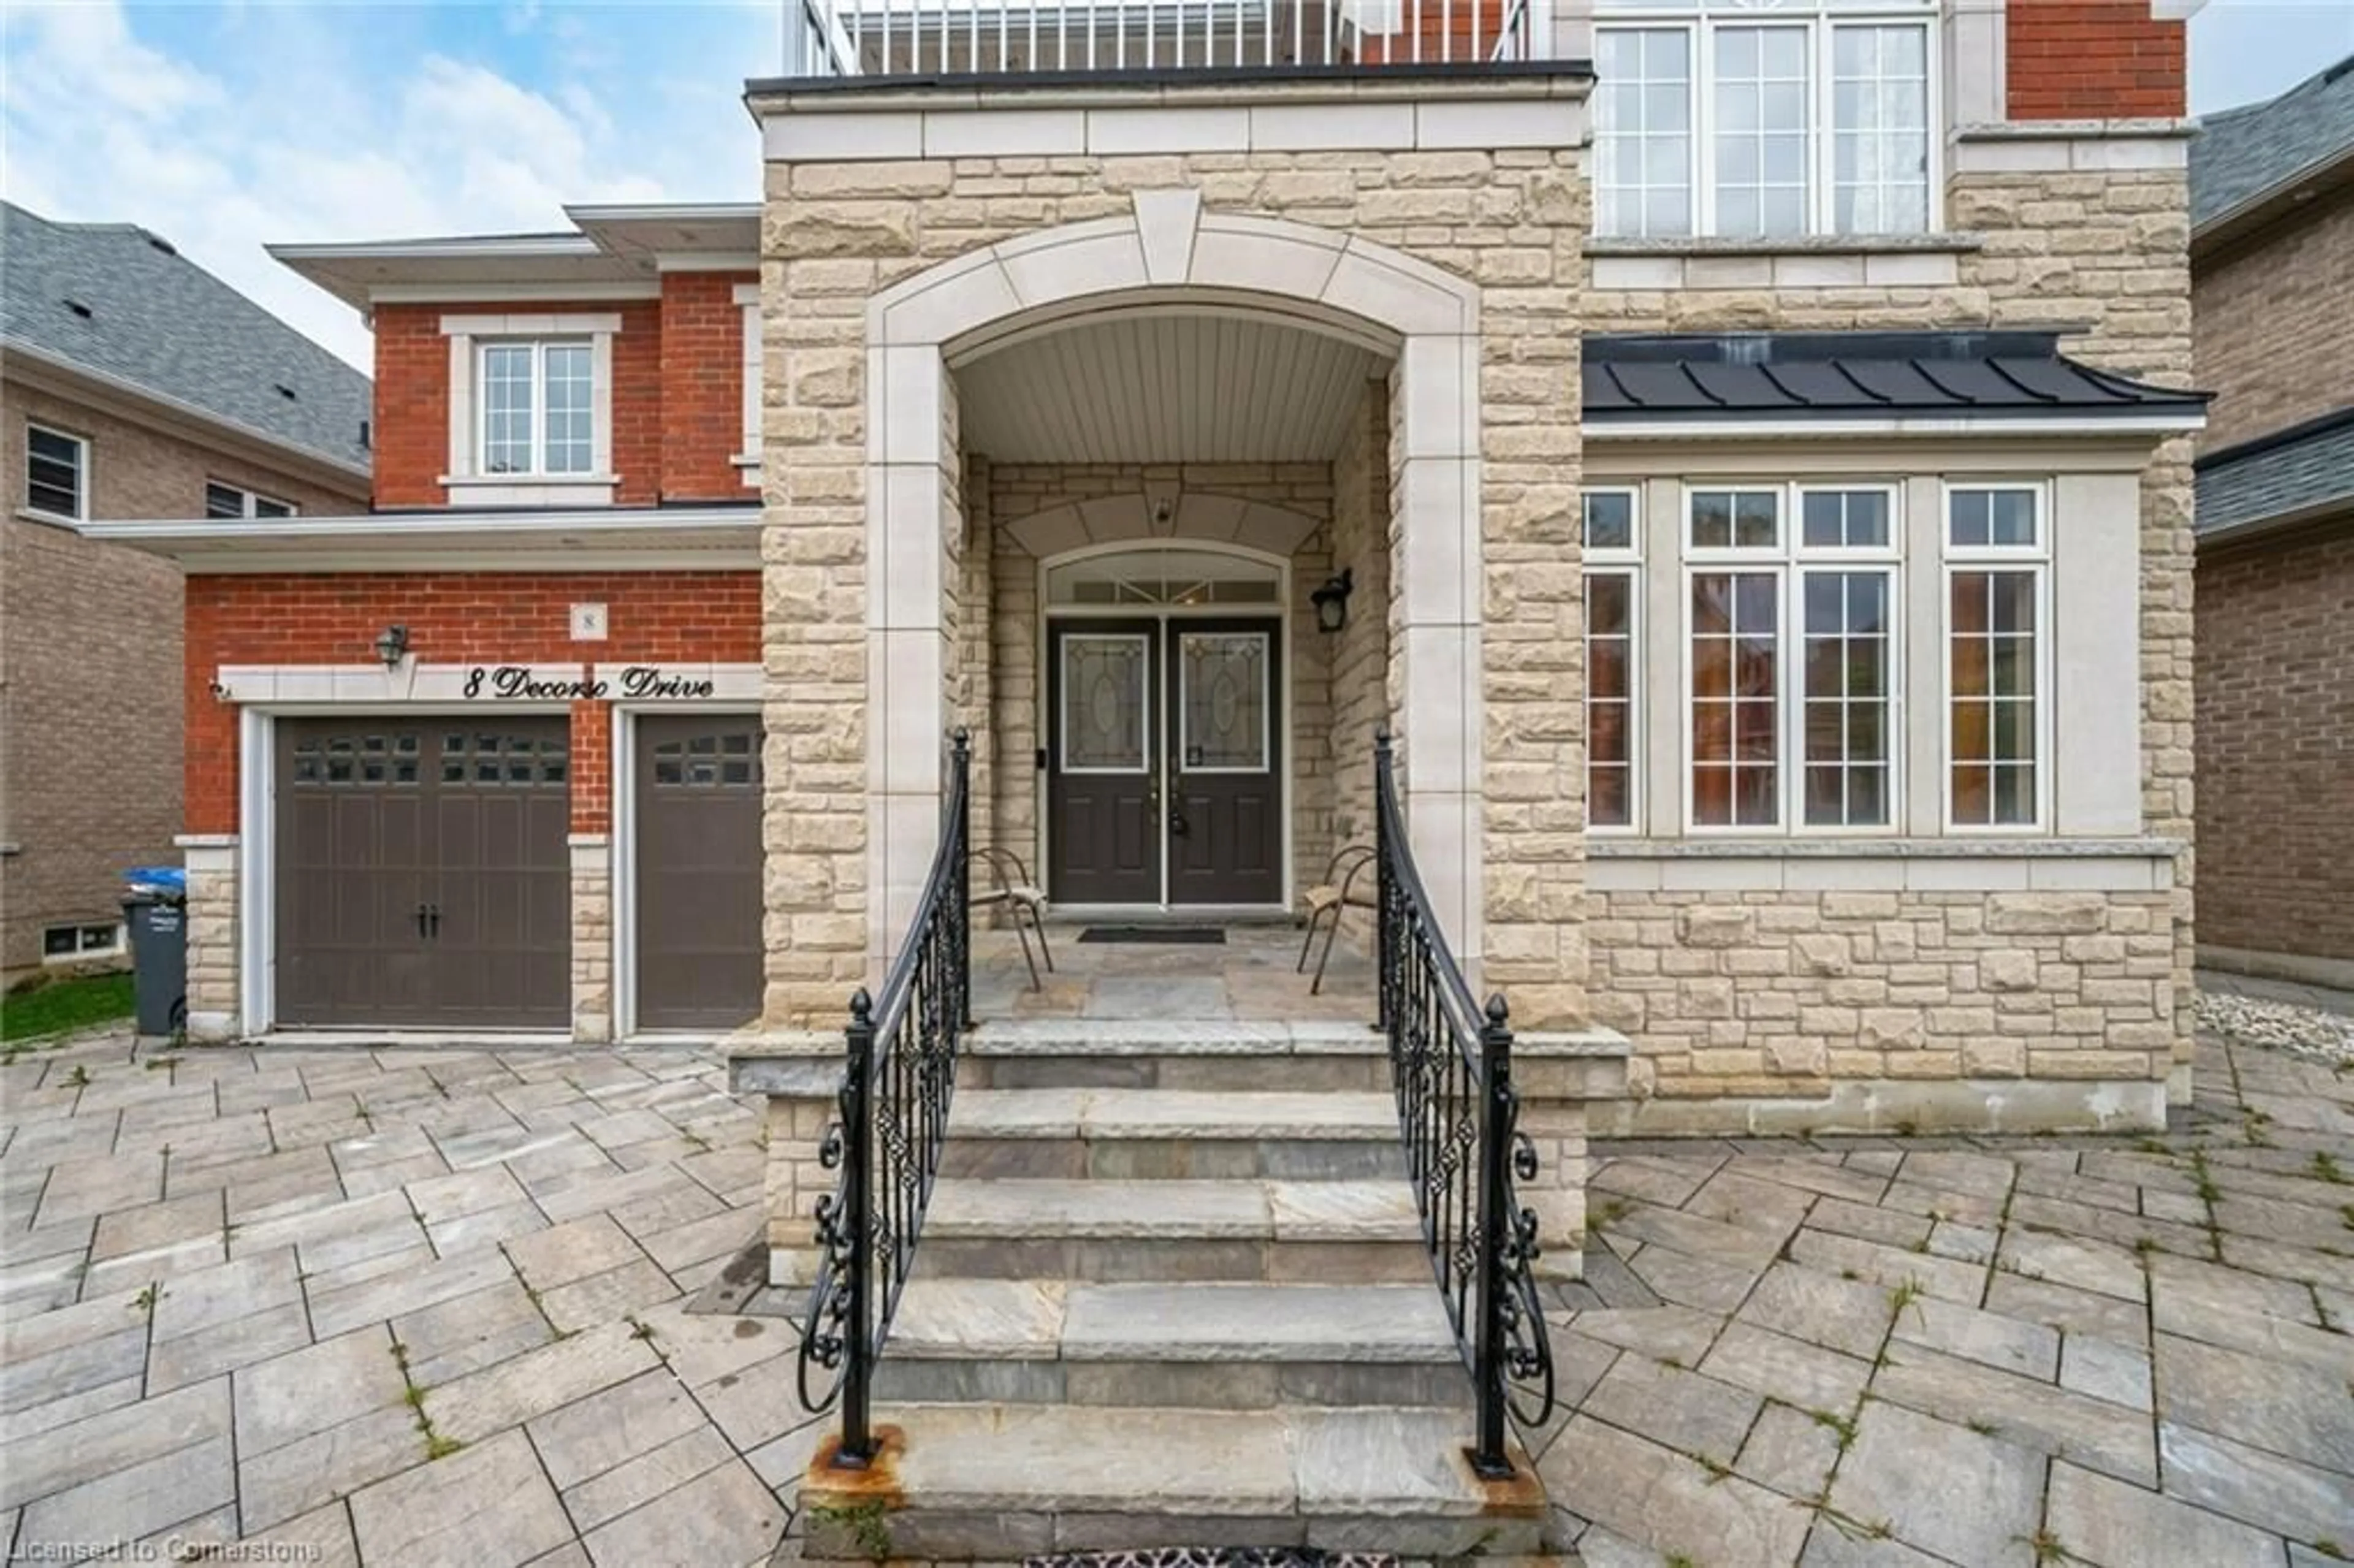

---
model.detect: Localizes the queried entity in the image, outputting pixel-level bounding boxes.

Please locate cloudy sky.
[4,0,2349,371]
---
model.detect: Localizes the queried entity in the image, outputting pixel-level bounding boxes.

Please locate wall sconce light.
[1311,569,1353,634]
[373,624,410,669]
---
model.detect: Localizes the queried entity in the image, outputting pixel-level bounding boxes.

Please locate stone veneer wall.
[983,461,1337,902]
[1582,154,2198,1121]
[569,835,612,1043]
[760,147,1591,1026]
[178,837,238,1041]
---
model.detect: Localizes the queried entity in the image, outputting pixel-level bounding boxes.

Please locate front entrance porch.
[971,919,1372,1024]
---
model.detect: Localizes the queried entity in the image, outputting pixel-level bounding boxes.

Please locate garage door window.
[292,733,423,786]
[652,731,755,788]
[444,732,568,785]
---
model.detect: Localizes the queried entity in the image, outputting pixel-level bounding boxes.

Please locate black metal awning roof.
[1585,331,2209,425]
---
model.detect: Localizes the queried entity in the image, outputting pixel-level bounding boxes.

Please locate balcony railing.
[782,0,1543,78]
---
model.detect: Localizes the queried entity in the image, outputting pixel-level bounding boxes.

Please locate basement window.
[44,923,124,962]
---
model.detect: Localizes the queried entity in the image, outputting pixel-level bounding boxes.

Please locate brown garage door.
[634,714,763,1031]
[276,718,569,1029]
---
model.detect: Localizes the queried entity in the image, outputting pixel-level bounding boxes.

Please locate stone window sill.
[1588,234,1984,291]
[15,507,88,531]
[1590,837,2179,859]
[1590,836,2183,894]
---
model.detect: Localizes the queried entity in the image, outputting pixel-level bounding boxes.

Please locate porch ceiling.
[955,312,1387,465]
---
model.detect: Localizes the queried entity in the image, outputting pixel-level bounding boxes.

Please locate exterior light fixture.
[373,624,410,668]
[1311,569,1353,634]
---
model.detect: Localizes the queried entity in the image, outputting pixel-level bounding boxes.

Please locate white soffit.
[954,312,1385,465]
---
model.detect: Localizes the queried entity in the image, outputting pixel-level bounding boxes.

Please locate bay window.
[1945,485,2046,829]
[1685,484,1899,832]
[1595,0,1935,240]
[1583,490,1642,830]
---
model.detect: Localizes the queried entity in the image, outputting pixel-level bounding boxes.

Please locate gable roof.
[0,202,372,474]
[1584,332,2208,426]
[2191,55,2354,232]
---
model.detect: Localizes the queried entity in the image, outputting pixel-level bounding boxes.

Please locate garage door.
[634,714,763,1031]
[275,718,569,1029]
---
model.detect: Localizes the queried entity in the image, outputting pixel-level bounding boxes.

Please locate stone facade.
[1580,143,2198,1125]
[570,835,614,1043]
[177,837,238,1041]
[0,381,365,981]
[758,140,1593,1031]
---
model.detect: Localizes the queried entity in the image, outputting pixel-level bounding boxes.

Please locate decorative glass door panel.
[1046,625,1160,905]
[1179,633,1270,772]
[1167,619,1283,906]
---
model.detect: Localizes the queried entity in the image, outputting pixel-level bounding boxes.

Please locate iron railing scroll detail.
[1373,726,1554,1479]
[797,729,974,1467]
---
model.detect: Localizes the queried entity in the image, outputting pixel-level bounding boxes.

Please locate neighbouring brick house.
[2189,57,2354,991]
[90,2,2213,1539]
[1,204,370,985]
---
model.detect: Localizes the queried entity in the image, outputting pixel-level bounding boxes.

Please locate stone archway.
[858,195,1488,978]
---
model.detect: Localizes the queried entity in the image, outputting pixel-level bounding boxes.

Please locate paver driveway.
[1,1027,2347,1566]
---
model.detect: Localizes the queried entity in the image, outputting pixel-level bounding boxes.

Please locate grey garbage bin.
[123,893,188,1039]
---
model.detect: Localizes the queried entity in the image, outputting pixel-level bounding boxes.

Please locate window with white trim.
[479,340,593,477]
[44,922,123,962]
[1945,484,2046,828]
[1583,490,1642,829]
[25,423,87,520]
[1685,482,1899,831]
[1594,0,1935,240]
[205,481,295,519]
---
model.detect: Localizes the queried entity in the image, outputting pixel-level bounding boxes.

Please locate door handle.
[416,902,430,940]
[427,904,441,939]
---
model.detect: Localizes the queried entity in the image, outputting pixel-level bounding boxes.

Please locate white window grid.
[1582,488,1644,833]
[1594,0,1938,240]
[24,422,88,522]
[42,921,123,964]
[1941,479,2052,834]
[206,482,297,520]
[1680,479,1905,836]
[478,340,595,478]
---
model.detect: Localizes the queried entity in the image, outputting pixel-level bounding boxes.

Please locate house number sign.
[462,664,718,700]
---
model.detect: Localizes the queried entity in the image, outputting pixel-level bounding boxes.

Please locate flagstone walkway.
[1,1024,2346,1567]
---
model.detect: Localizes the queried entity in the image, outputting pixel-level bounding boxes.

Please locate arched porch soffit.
[1000,495,1324,563]
[866,191,1482,358]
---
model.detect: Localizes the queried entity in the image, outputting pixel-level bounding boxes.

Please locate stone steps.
[876,1279,1466,1408]
[939,1088,1405,1179]
[798,1401,1547,1560]
[917,1175,1429,1282]
[958,1019,1391,1093]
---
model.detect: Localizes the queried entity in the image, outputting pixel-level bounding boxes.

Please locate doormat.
[1021,1544,1384,1553]
[1077,926,1228,945]
[1027,1554,1395,1568]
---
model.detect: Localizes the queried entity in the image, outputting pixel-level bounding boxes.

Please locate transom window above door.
[1594,0,1936,240]
[1045,549,1281,607]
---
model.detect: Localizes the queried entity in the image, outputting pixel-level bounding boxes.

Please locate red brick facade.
[183,572,761,835]
[2194,523,2354,966]
[2006,0,2186,121]
[661,274,756,500]
[369,281,752,509]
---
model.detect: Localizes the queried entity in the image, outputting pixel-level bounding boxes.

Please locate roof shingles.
[1,202,371,472]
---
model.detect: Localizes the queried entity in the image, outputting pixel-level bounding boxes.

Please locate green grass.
[1,973,135,1045]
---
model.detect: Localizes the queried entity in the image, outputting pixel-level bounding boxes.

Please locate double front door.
[1046,617,1284,907]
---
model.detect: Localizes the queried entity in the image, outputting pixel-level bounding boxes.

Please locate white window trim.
[1679,479,1906,837]
[1583,487,1644,836]
[207,481,299,520]
[1941,478,2054,835]
[42,920,124,965]
[23,422,90,524]
[1594,0,1943,242]
[733,281,762,485]
[441,312,619,502]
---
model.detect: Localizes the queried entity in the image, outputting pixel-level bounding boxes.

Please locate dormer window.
[1594,0,1936,240]
[441,313,619,504]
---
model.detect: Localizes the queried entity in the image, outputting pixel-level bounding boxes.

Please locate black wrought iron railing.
[1372,727,1553,1478]
[797,730,973,1468]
